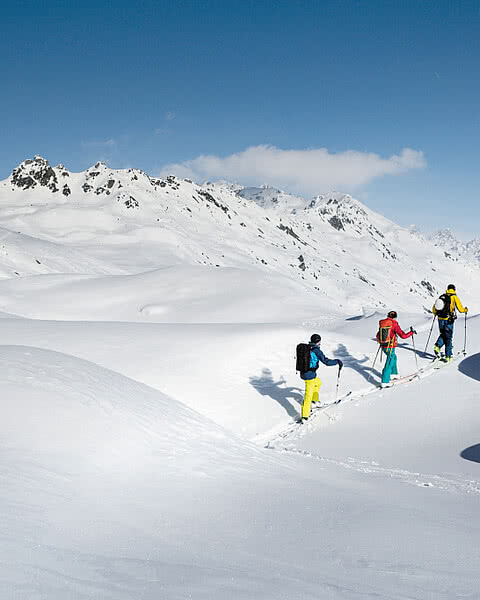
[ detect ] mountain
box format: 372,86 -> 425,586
1,157 -> 480,600
236,185 -> 308,211
1,156 -> 479,318
428,228 -> 480,265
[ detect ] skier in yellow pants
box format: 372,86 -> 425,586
300,334 -> 343,421
303,377 -> 322,420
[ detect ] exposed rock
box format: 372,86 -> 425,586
125,196 -> 139,209
329,216 -> 344,231
10,156 -> 59,192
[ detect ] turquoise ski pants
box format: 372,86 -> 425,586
381,347 -> 398,383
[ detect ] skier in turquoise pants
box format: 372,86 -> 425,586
382,346 -> 398,384
376,311 -> 415,388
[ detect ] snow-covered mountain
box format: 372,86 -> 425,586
0,156 -> 478,319
428,228 -> 480,265
236,184 -> 308,211
2,156 -> 480,599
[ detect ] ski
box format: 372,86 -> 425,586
433,351 -> 464,369
311,390 -> 353,412
377,374 -> 418,389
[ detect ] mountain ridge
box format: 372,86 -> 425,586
0,156 -> 478,315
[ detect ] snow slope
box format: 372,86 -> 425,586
1,324 -> 479,599
429,228 -> 480,265
0,155 -> 479,599
0,265 -> 337,323
1,156 -> 479,314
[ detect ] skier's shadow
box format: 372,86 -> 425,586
397,342 -> 435,360
249,368 -> 302,418
460,444 -> 480,463
333,343 -> 381,384
458,353 -> 480,382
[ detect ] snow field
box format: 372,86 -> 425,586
0,265 -> 337,323
1,338 -> 479,599
0,157 -> 479,598
0,305 -> 479,598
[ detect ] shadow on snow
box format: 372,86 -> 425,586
460,444 -> 480,464
249,368 -> 302,419
396,341 -> 435,360
333,343 -> 381,384
458,352 -> 480,382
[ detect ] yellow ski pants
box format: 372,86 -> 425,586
302,377 -> 322,419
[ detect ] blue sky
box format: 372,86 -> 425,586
1,0 -> 479,238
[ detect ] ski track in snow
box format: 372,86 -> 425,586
267,445 -> 480,497
263,352 -> 480,497
260,357 -> 442,445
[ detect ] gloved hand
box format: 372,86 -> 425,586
465,307 -> 469,313
337,360 -> 343,369
410,327 -> 417,335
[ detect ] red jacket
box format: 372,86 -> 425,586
377,318 -> 413,348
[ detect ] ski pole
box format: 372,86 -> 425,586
372,345 -> 381,370
335,364 -> 342,403
423,315 -> 436,356
369,345 -> 381,383
410,327 -> 419,371
463,312 -> 467,355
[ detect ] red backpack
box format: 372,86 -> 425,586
377,318 -> 396,346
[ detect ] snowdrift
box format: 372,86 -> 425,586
0,345 -> 293,598
0,265 -> 336,322
2,342 -> 479,599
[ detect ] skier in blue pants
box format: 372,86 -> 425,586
432,285 -> 468,361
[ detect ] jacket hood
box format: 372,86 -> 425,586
446,288 -> 456,294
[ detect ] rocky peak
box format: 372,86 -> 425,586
430,228 -> 460,247
429,229 -> 480,264
10,156 -> 59,192
312,193 -> 371,232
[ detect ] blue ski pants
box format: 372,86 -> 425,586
436,320 -> 454,358
381,347 -> 398,384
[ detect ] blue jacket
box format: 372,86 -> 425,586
301,344 -> 340,380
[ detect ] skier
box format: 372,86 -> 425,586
432,284 -> 468,361
299,334 -> 343,421
377,311 -> 415,388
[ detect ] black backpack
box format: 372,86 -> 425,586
296,343 -> 310,373
296,343 -> 320,373
435,293 -> 452,319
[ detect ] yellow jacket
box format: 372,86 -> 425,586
432,288 -> 467,320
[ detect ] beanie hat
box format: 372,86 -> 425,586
310,333 -> 321,344
387,310 -> 397,319
447,284 -> 456,291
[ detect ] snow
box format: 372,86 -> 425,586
429,228 -> 480,265
0,266 -> 336,323
0,156 -> 479,598
2,156 -> 480,313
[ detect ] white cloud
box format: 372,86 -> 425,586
159,145 -> 426,195
165,111 -> 176,121
81,139 -> 117,148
